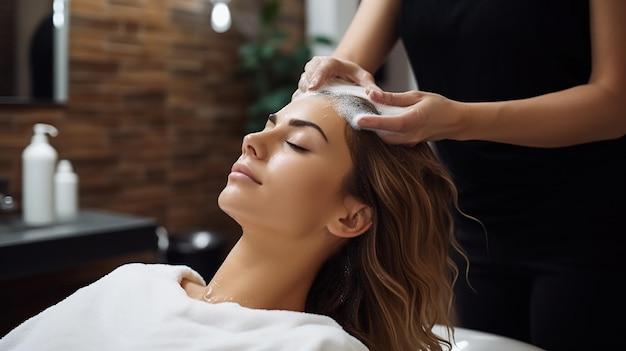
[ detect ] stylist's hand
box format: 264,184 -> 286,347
360,90 -> 465,145
295,56 -> 381,96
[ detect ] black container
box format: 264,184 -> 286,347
158,228 -> 227,281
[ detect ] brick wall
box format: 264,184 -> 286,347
0,0 -> 305,246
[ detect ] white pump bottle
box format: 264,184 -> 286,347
54,159 -> 79,221
22,123 -> 58,226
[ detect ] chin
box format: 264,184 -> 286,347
217,188 -> 231,213
217,187 -> 245,224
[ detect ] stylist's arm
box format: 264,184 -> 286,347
298,0 -> 626,147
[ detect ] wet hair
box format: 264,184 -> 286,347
304,90 -> 464,351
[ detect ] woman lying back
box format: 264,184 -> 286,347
0,80 -> 464,351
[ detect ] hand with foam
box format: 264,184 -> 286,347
295,57 -> 466,146
292,78 -> 410,138
295,56 -> 381,98
357,89 -> 465,146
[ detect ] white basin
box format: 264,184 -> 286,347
433,325 -> 547,351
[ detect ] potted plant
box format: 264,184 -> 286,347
236,0 -> 332,132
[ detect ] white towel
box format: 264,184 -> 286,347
0,263 -> 368,351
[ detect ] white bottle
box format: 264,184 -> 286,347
54,159 -> 79,221
22,123 -> 58,226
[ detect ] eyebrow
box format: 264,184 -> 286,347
268,113 -> 329,142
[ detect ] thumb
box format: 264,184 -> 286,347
356,114 -> 406,134
368,90 -> 422,107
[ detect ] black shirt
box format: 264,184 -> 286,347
399,0 -> 625,239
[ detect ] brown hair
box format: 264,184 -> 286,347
305,92 -> 464,351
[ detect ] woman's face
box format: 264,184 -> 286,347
218,95 -> 354,237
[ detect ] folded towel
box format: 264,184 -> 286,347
0,263 -> 367,351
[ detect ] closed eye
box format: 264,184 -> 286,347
286,141 -> 308,152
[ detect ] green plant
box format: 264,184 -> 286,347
236,1 -> 333,132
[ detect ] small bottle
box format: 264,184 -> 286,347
22,123 -> 58,226
54,159 -> 79,221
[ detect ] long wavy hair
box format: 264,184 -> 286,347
304,92 -> 465,351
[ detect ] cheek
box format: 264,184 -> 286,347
275,156 -> 345,200
218,153 -> 352,233
281,174 -> 340,210
224,172 -> 342,228
269,176 -> 342,233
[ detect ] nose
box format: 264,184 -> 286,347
241,132 -> 264,158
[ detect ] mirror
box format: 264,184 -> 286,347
0,0 -> 69,104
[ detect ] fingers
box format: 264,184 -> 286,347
298,56 -> 381,92
356,115 -> 415,146
303,57 -> 326,90
357,109 -> 425,146
296,72 -> 310,96
299,56 -> 337,91
353,70 -> 380,92
367,90 -> 423,107
357,114 -> 408,134
296,57 -> 321,92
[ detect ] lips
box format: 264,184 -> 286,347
230,162 -> 262,184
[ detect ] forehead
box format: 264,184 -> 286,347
278,95 -> 347,135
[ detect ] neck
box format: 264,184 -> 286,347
203,234 -> 328,311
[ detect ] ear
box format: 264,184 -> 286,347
327,196 -> 373,239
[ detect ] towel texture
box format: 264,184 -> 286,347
0,263 -> 368,351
